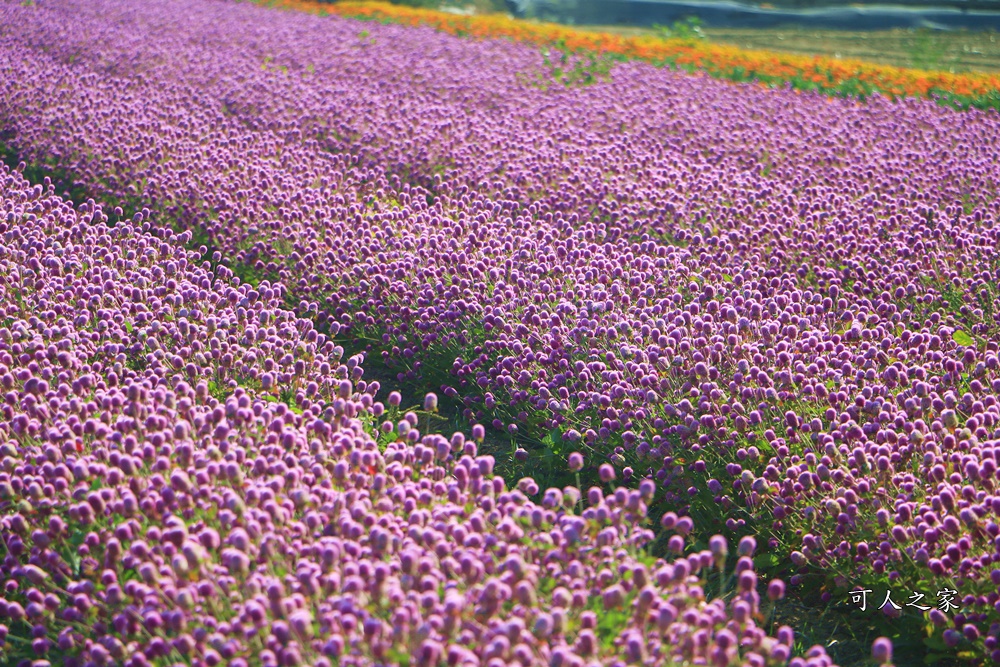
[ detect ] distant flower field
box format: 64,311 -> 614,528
279,0 -> 1000,109
0,0 -> 999,664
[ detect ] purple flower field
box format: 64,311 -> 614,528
1,0 -> 1000,663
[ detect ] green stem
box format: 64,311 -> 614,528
720,559 -> 730,600
575,471 -> 582,512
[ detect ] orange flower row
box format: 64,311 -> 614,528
269,0 -> 1000,100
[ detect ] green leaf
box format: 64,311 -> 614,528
952,330 -> 974,347
385,647 -> 410,666
754,551 -> 781,571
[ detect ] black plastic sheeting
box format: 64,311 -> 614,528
508,0 -> 1000,30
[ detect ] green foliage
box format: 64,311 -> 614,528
652,16 -> 706,42
0,139 -> 89,204
520,41 -> 624,90
952,329 -> 974,347
907,28 -> 952,72
384,0 -> 441,8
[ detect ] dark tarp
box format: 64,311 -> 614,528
509,0 -> 1000,30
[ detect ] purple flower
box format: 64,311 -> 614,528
872,637 -> 893,664
767,579 -> 786,601
3,4 -> 992,663
709,534 -> 728,563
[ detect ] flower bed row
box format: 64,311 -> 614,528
0,162 -> 848,667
